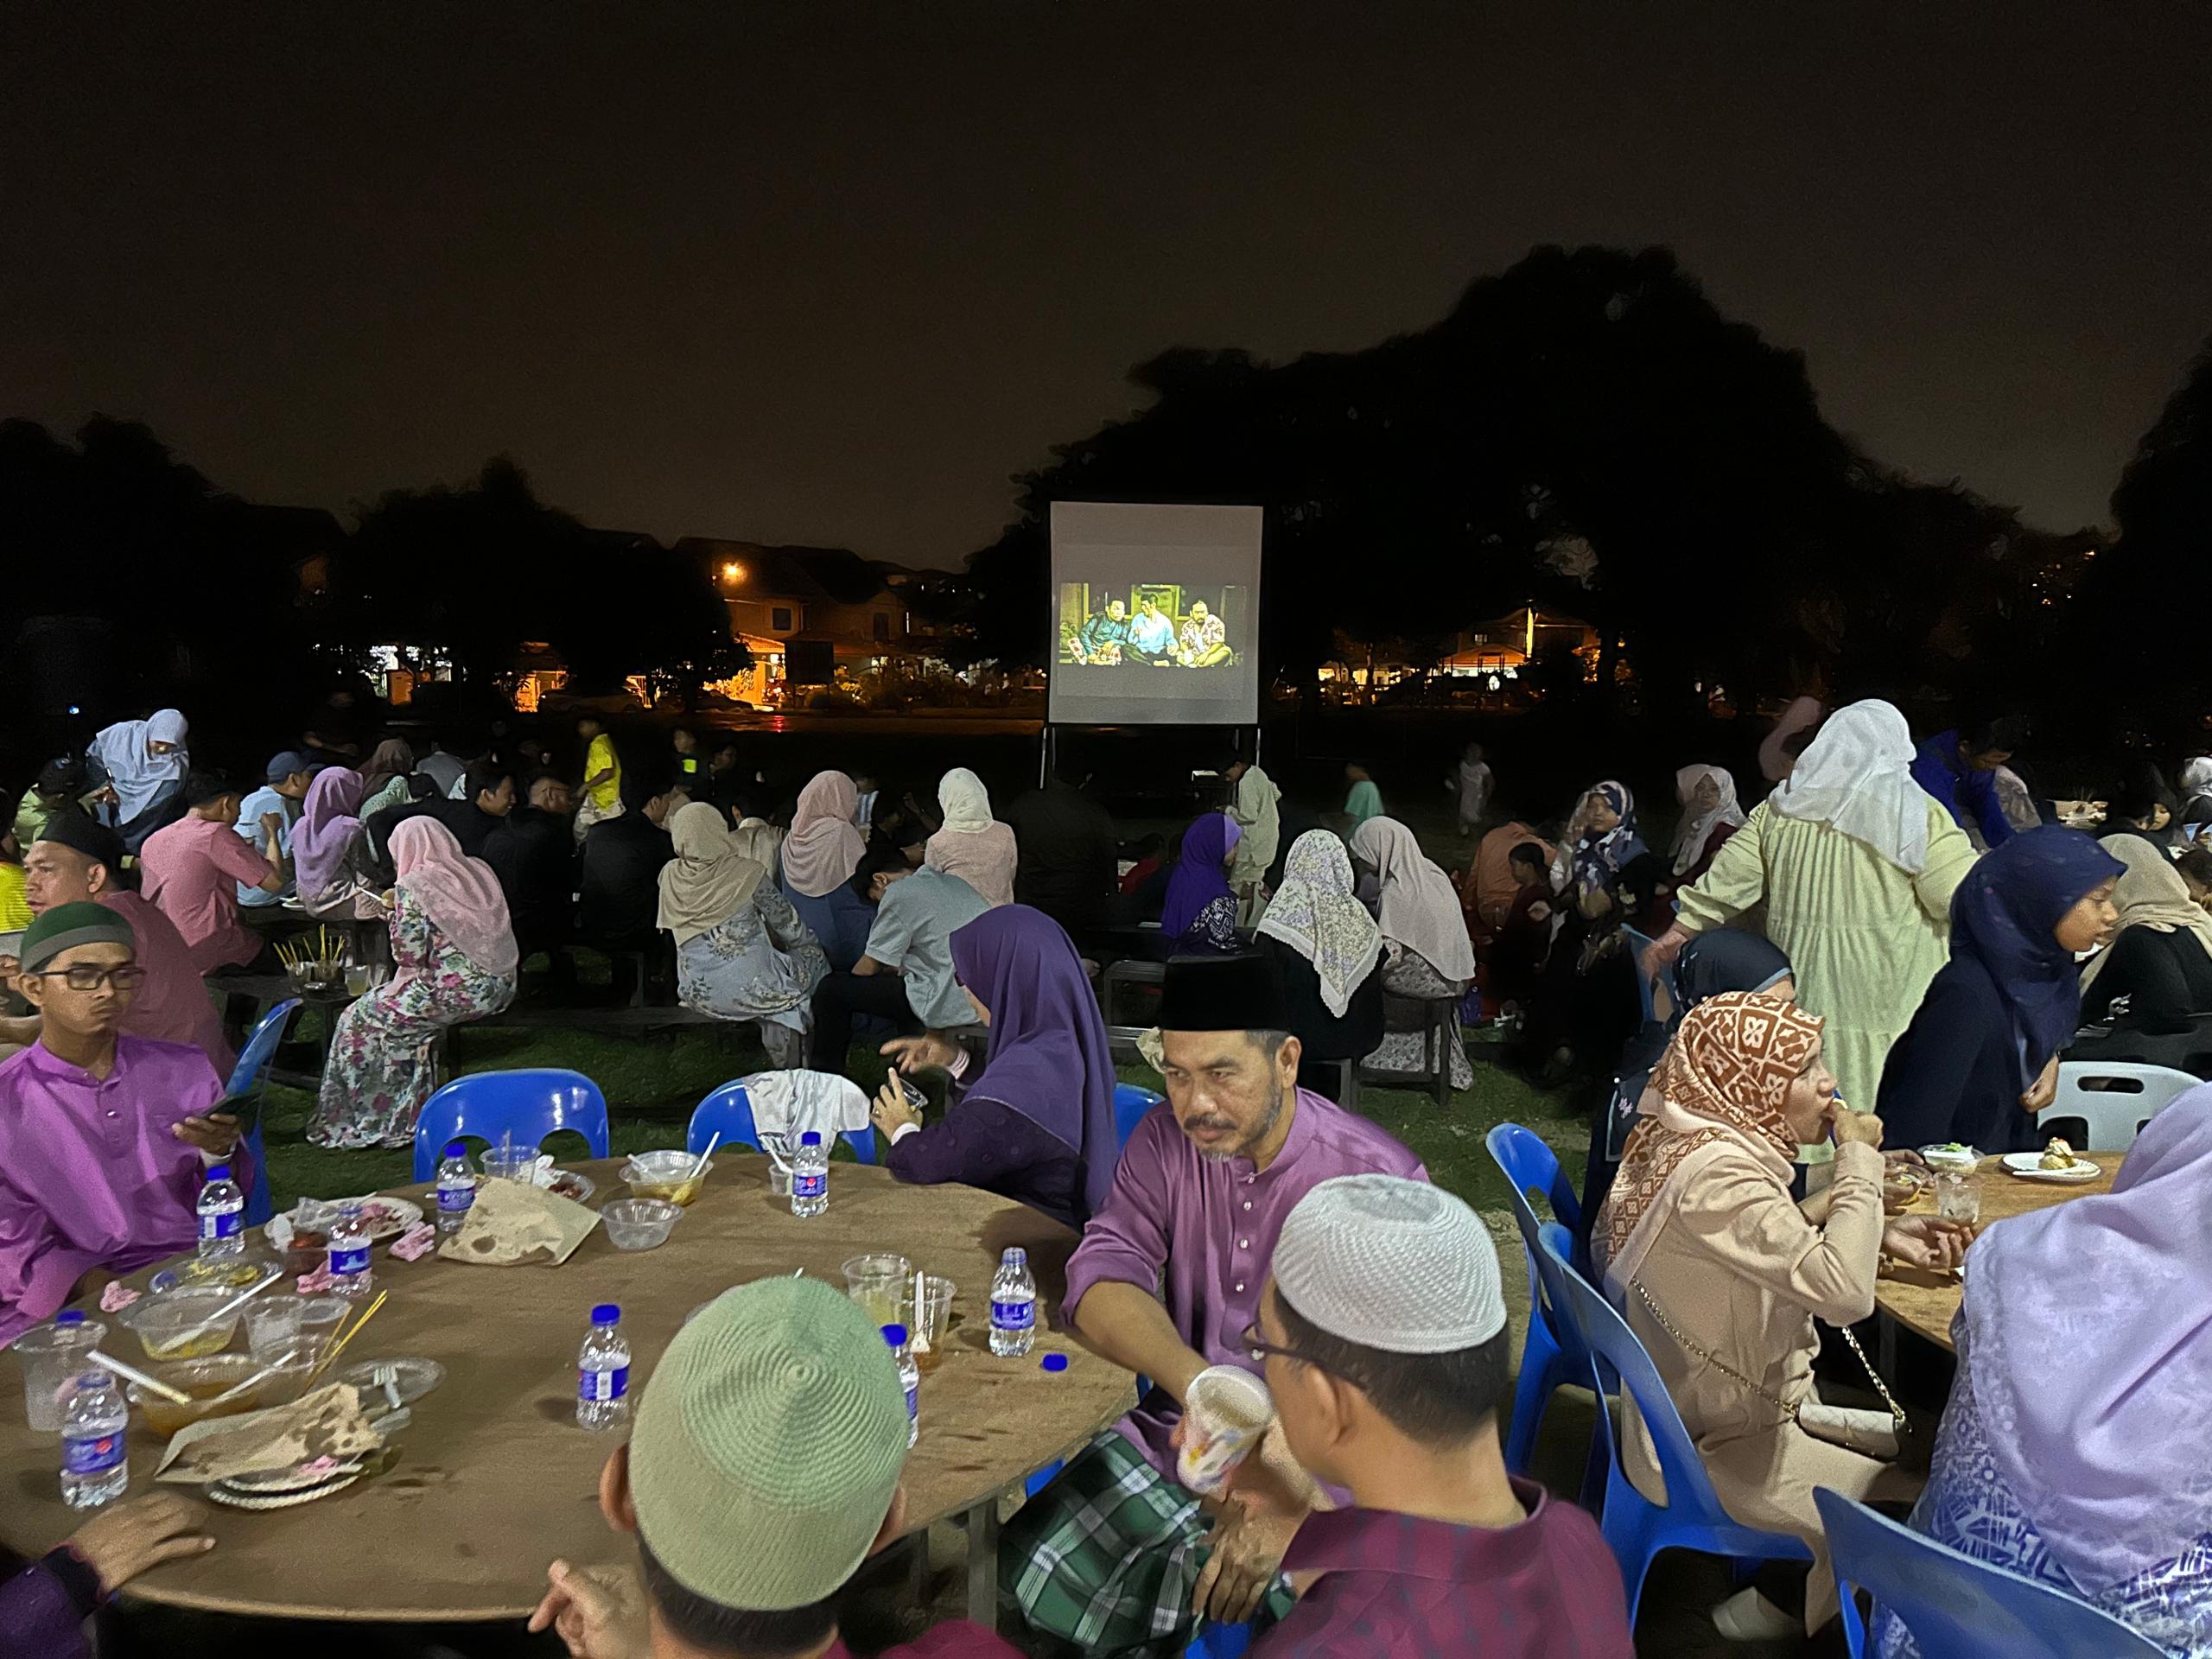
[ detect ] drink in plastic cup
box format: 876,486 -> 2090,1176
842,1255 -> 912,1332
1176,1365 -> 1274,1494
909,1275 -> 955,1374
244,1296 -> 308,1363
13,1316 -> 107,1434
345,963 -> 372,996
1934,1169 -> 1980,1226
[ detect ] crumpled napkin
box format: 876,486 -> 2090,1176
99,1281 -> 142,1313
388,1222 -> 436,1262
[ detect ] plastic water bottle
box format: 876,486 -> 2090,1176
328,1202 -> 374,1299
989,1247 -> 1037,1357
59,1370 -> 129,1510
883,1324 -> 919,1446
576,1304 -> 631,1431
195,1164 -> 245,1260
790,1131 -> 829,1218
435,1140 -> 476,1236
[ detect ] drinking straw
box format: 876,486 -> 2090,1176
200,1348 -> 306,1410
676,1133 -> 721,1204
166,1263 -> 283,1351
85,1348 -> 192,1405
304,1290 -> 389,1386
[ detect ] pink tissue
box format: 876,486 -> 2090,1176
389,1222 -> 436,1262
296,1267 -> 336,1294
99,1282 -> 142,1313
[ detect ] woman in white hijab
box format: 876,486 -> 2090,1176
661,801 -> 829,1068
85,709 -> 189,853
923,766 -> 1017,908
1670,764 -> 1746,882
1350,816 -> 1479,1093
1647,700 -> 1979,1142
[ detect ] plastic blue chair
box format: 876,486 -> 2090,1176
1538,1222 -> 1810,1627
1814,1487 -> 2164,1658
411,1069 -> 611,1181
1114,1083 -> 1166,1150
686,1080 -> 879,1165
1619,927 -> 1659,1023
1185,1619 -> 1253,1658
225,997 -> 301,1227
1484,1124 -> 1593,1477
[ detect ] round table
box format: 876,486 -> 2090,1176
1873,1153 -> 2123,1352
0,1156 -> 1134,1624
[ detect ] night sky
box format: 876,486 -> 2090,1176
6,3 -> 2208,567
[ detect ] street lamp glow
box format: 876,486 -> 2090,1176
721,562 -> 744,581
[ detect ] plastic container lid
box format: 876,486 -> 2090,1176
799,1131 -> 823,1146
1041,1353 -> 1069,1373
881,1324 -> 908,1346
207,1164 -> 231,1181
592,1303 -> 620,1325
55,1311 -> 84,1326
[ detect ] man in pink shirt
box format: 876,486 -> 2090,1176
138,770 -> 286,974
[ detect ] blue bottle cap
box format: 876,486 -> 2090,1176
592,1303 -> 620,1325
1041,1353 -> 1069,1373
881,1324 -> 908,1347
207,1164 -> 231,1181
800,1131 -> 823,1146
55,1310 -> 84,1326
444,1139 -> 467,1156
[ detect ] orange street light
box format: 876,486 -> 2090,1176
721,562 -> 744,582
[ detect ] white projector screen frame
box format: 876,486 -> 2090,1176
1047,501 -> 1264,726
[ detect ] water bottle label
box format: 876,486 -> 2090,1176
437,1184 -> 474,1215
63,1431 -> 125,1476
792,1172 -> 827,1199
331,1245 -> 371,1276
906,1383 -> 918,1424
579,1365 -> 629,1403
990,1298 -> 1035,1332
200,1208 -> 241,1242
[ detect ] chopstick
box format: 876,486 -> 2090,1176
86,1348 -> 193,1405
303,1290 -> 388,1386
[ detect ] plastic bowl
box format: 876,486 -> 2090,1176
118,1287 -> 245,1361
601,1198 -> 683,1250
622,1153 -> 713,1206
127,1354 -> 268,1436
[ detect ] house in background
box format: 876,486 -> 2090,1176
677,537 -> 932,696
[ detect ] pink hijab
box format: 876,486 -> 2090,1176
780,772 -> 868,899
391,817 -> 518,978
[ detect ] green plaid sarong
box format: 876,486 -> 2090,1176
1001,1430 -> 1293,1658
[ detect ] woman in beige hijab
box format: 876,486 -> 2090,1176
658,801 -> 830,1067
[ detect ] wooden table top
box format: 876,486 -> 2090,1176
1874,1152 -> 2124,1351
0,1156 -> 1134,1622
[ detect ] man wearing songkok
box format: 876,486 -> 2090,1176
528,1275 -> 1020,1659
1002,954 -> 1428,1656
0,904 -> 244,1344
1239,1175 -> 1632,1656
5,814 -> 233,1074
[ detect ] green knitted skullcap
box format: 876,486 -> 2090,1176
630,1275 -> 907,1611
21,901 -> 136,972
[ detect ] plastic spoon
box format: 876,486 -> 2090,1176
675,1132 -> 721,1205
86,1348 -> 192,1405
163,1263 -> 283,1351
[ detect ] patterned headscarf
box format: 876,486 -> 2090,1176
1256,830 -> 1382,1017
1597,991 -> 1823,1286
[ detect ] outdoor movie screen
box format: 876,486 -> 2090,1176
1046,502 -> 1262,726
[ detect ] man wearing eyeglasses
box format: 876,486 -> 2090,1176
0,902 -> 244,1344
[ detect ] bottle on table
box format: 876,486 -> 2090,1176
195,1164 -> 245,1261
791,1131 -> 829,1219
883,1324 -> 919,1446
989,1247 -> 1036,1358
435,1139 -> 476,1236
576,1303 -> 631,1432
59,1370 -> 129,1510
328,1202 -> 374,1299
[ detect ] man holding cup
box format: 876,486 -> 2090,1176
1001,956 -> 1427,1656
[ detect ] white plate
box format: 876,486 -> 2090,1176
265,1195 -> 425,1251
2000,1152 -> 2102,1183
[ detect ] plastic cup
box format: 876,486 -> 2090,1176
482,1146 -> 540,1185
344,964 -> 372,996
294,1294 -> 350,1366
842,1255 -> 912,1332
13,1317 -> 107,1434
1176,1365 -> 1274,1495
244,1296 -> 308,1363
1934,1169 -> 1980,1225
909,1275 -> 955,1374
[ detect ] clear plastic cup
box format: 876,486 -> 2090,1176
1934,1169 -> 1981,1225
481,1146 -> 540,1185
13,1316 -> 107,1433
243,1296 -> 308,1363
295,1295 -> 351,1366
1176,1366 -> 1274,1494
842,1255 -> 912,1332
909,1275 -> 955,1374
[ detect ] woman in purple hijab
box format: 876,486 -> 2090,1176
1875,1093 -> 2212,1657
292,766 -> 365,911
1159,812 -> 1243,955
871,904 -> 1119,1228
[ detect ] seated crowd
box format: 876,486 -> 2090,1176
5,697 -> 2212,1659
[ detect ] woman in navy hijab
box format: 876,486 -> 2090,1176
1878,827 -> 2122,1154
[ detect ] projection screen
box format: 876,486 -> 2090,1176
1047,501 -> 1263,726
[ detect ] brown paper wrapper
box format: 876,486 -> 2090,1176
155,1382 -> 382,1484
437,1177 -> 601,1268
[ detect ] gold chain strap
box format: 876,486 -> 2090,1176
1632,1280 -> 1908,1437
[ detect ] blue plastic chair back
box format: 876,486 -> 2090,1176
1485,1125 -> 1594,1478
1814,1488 -> 2164,1659
686,1080 -> 878,1165
225,997 -> 301,1226
1619,927 -> 1658,1023
412,1068 -> 612,1181
1114,1083 -> 1166,1151
1185,1619 -> 1253,1658
1538,1221 -> 1809,1624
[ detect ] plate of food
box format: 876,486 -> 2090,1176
2001,1140 -> 2102,1183
266,1196 -> 425,1251
1918,1143 -> 1983,1173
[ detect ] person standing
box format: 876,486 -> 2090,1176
1449,741 -> 1495,839
139,771 -> 287,973
574,716 -> 623,844
1224,754 -> 1281,924
232,751 -> 318,909
84,709 -> 190,853
1004,770 -> 1120,938
1341,763 -> 1384,832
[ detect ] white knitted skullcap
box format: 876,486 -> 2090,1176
1274,1175 -> 1504,1353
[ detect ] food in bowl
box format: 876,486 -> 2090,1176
119,1287 -> 245,1360
1919,1143 -> 1981,1173
1880,1165 -> 1929,1214
128,1354 -> 267,1436
622,1152 -> 714,1206
2039,1137 -> 2080,1171
601,1198 -> 683,1250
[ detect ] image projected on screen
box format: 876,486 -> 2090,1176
1058,583 -> 1246,671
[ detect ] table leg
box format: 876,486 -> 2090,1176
965,1499 -> 1001,1626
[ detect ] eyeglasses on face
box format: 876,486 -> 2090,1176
32,964 -> 148,992
1239,1321 -> 1353,1382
